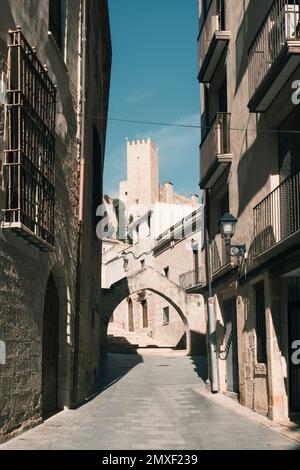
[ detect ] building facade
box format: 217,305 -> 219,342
103,207 -> 204,351
0,0 -> 111,441
102,137 -> 204,351
119,138 -> 198,222
198,0 -> 300,420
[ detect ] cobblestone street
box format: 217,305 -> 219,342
1,353 -> 299,451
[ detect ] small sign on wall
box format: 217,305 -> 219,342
0,340 -> 6,365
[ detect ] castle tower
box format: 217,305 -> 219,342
119,138 -> 159,214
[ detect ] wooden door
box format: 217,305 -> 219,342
42,273 -> 59,418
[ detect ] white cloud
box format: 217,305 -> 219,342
124,89 -> 153,104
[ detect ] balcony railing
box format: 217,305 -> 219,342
1,29 -> 56,250
211,234 -> 230,274
253,170 -> 300,256
155,208 -> 202,248
179,268 -> 202,290
198,0 -> 229,82
249,0 -> 300,104
200,112 -> 231,188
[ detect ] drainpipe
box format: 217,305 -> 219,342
204,189 -> 219,393
73,0 -> 87,406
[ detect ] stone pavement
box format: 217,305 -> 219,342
1,353 -> 299,450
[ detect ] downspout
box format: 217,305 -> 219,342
72,0 -> 87,406
204,189 -> 219,393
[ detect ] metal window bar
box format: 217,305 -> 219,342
2,28 -> 56,247
211,234 -> 230,274
248,0 -> 300,99
199,0 -> 226,71
253,170 -> 300,256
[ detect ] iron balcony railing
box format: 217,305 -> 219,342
200,112 -> 231,181
2,28 -> 56,248
179,268 -> 202,290
155,208 -> 202,247
211,234 -> 230,274
248,0 -> 300,100
198,0 -> 226,74
253,171 -> 300,256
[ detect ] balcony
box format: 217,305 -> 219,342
179,268 -> 203,291
200,112 -> 232,189
248,0 -> 300,113
154,208 -> 202,255
211,234 -> 232,275
198,0 -> 230,83
253,170 -> 300,259
1,29 -> 56,251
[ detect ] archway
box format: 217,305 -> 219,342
107,290 -> 188,354
101,267 -> 207,356
42,272 -> 60,418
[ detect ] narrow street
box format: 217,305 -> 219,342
1,352 -> 298,451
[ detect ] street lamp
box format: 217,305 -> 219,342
219,212 -> 246,259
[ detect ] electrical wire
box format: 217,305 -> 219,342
79,113 -> 300,135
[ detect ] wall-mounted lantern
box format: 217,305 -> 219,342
218,212 -> 246,259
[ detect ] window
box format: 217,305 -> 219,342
193,249 -> 200,285
49,0 -> 63,51
3,30 -> 56,248
255,283 -> 267,363
217,0 -> 226,30
164,267 -> 169,278
140,259 -> 145,268
163,307 -> 169,326
142,300 -> 148,328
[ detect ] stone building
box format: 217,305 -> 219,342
119,138 -> 197,221
103,137 -> 204,351
102,206 -> 206,354
198,0 -> 300,420
0,0 -> 111,441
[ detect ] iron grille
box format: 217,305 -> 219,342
2,28 -> 56,249
248,0 -> 300,100
253,170 -> 300,256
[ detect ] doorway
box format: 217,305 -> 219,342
223,298 -> 239,393
288,302 -> 300,412
42,273 -> 60,418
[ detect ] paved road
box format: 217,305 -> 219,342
1,353 -> 299,450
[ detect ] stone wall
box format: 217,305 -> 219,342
0,0 -> 111,441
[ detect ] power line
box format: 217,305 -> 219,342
80,113 -> 300,135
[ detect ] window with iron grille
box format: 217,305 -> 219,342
163,306 -> 170,326
49,0 -> 62,51
2,28 -> 56,249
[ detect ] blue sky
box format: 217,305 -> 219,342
104,0 -> 200,199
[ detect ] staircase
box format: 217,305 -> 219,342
107,324 -> 157,354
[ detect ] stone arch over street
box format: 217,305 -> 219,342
101,266 -> 207,355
